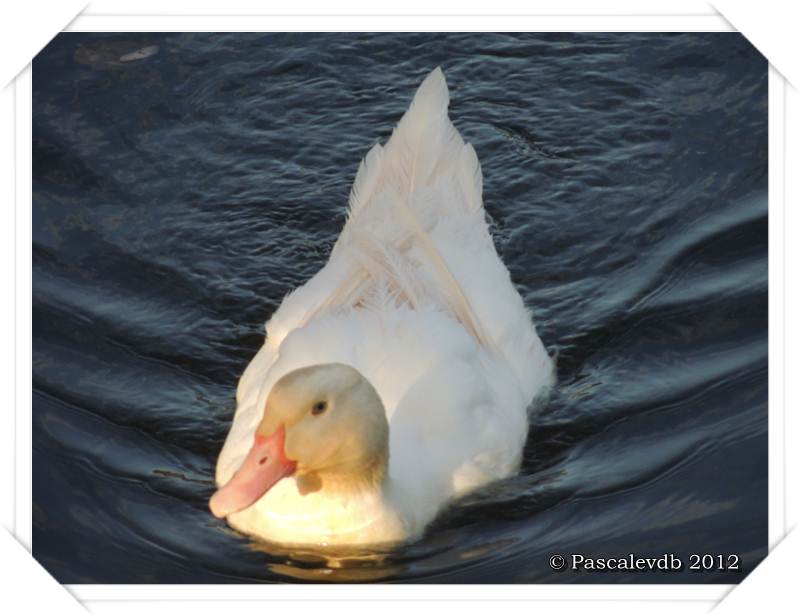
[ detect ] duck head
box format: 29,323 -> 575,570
209,363 -> 389,518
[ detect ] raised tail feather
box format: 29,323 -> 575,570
341,66 -> 483,228
269,68 -> 497,352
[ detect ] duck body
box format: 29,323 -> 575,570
213,68 -> 554,546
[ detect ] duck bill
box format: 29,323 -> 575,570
209,425 -> 296,519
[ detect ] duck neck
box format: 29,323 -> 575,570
296,449 -> 388,498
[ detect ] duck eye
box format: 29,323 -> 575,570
311,401 -> 327,416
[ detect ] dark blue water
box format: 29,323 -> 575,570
32,33 -> 767,583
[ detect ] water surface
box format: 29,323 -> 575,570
32,32 -> 767,583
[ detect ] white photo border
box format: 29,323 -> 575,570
10,7 -> 786,611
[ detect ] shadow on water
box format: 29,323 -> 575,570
32,32 -> 767,583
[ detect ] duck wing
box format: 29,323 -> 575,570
264,67 -> 552,402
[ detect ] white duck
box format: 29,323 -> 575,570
210,67 -> 554,546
